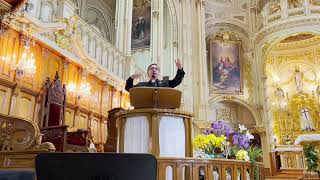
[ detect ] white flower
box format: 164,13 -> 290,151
245,131 -> 254,140
244,155 -> 250,161
239,124 -> 247,132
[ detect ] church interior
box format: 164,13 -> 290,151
0,0 -> 320,179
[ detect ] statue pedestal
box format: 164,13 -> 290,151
116,108 -> 193,157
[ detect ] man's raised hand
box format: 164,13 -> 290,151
175,59 -> 182,70
130,73 -> 142,79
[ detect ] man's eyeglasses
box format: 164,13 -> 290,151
149,67 -> 159,71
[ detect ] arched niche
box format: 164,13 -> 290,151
208,96 -> 260,129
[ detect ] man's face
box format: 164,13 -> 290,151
148,65 -> 159,80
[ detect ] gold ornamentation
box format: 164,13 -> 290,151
269,0 -> 281,14
288,0 -> 302,9
244,60 -> 253,103
133,0 -> 151,9
132,48 -> 150,54
273,93 -> 320,144
53,15 -> 79,50
216,107 -> 232,122
310,0 -> 320,6
152,10 -> 159,17
206,32 -> 241,44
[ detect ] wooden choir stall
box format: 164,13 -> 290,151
115,87 -> 193,157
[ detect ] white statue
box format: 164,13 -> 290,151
274,86 -> 285,108
294,67 -> 303,93
300,108 -> 315,131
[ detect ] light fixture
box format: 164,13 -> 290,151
272,74 -> 280,84
78,81 -> 91,98
7,35 -> 37,79
66,79 -> 91,100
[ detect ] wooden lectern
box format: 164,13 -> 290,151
116,87 -> 193,158
129,87 -> 181,109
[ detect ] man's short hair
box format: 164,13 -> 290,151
147,64 -> 159,71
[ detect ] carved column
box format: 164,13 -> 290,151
115,0 -> 133,55
151,0 -> 164,74
195,0 -> 208,121
262,75 -> 275,150
177,0 -> 190,112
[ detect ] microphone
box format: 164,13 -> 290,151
151,79 -> 156,87
152,75 -> 155,79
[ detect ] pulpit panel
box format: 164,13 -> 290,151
117,109 -> 193,157
159,116 -> 185,157
123,116 -> 149,153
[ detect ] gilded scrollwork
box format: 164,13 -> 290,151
216,107 -> 232,122
133,0 -> 151,9
269,0 -> 281,14
206,32 -> 241,44
244,60 -> 253,103
310,0 -> 320,6
53,15 -> 79,50
0,114 -> 55,152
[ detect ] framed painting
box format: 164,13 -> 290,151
131,1 -> 151,50
209,32 -> 242,94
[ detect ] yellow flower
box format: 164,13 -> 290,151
193,134 -> 228,152
193,134 -> 207,150
236,149 -> 250,161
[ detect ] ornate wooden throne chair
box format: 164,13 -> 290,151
39,72 -> 68,152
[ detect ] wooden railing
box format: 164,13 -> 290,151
157,157 -> 265,180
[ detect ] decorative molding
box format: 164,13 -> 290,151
206,31 -> 241,43
152,10 -> 159,17
133,0 -> 151,9
208,95 -> 263,125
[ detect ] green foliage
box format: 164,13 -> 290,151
248,146 -> 263,180
248,146 -> 263,163
303,144 -> 319,172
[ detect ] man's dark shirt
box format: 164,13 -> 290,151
125,69 -> 185,92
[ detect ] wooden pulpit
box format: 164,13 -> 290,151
116,87 -> 193,158
129,87 -> 181,109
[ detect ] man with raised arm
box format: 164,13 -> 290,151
125,59 -> 185,92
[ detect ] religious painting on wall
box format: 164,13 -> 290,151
131,0 -> 151,50
208,32 -> 242,94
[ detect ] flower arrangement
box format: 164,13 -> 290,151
193,121 -> 259,162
